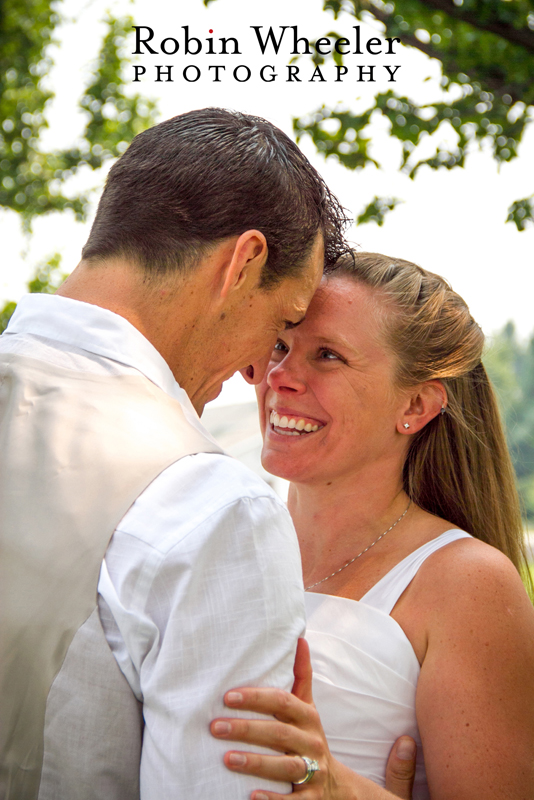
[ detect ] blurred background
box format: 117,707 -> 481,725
1,0 -> 533,543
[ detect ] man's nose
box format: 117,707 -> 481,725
239,353 -> 271,385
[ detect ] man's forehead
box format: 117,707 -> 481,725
296,232 -> 325,296
283,317 -> 305,330
309,231 -> 325,271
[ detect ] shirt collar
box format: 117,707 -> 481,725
5,293 -> 214,439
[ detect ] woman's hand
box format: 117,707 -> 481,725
210,638 -> 416,799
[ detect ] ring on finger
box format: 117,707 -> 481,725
293,756 -> 321,785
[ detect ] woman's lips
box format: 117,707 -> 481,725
269,409 -> 325,436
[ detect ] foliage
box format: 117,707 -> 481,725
485,322 -> 534,523
0,301 -> 17,334
0,1 -> 157,228
356,195 -> 402,225
506,194 -> 534,231
26,251 -> 66,294
0,253 -> 66,333
286,0 -> 534,228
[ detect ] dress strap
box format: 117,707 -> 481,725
360,529 -> 472,615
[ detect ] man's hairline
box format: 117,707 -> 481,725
81,224 -> 325,292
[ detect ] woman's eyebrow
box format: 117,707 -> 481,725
314,333 -> 355,351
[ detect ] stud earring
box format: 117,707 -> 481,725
403,423 -> 410,429
440,405 -> 446,415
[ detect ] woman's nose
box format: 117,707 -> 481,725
267,359 -> 307,395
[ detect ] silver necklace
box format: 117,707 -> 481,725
305,500 -> 412,591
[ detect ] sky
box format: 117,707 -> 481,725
2,0 -> 533,407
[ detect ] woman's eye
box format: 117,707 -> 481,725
272,340 -> 288,356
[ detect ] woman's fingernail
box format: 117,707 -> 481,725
396,738 -> 417,760
226,691 -> 243,705
212,721 -> 231,735
228,753 -> 247,766
255,794 -> 269,800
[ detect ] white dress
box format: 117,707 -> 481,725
305,529 -> 472,800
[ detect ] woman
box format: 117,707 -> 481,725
210,252 -> 534,800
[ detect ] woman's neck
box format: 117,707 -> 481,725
288,465 -> 409,588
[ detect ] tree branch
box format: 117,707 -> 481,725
368,3 -> 524,101
417,0 -> 534,54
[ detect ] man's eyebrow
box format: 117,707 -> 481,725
284,317 -> 305,330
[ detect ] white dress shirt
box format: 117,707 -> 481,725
1,294 -> 306,798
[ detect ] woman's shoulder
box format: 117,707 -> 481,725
394,527 -> 534,667
402,507 -> 525,598
410,530 -> 533,630
416,530 -> 522,586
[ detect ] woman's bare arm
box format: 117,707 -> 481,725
408,540 -> 534,800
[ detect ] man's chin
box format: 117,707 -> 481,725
206,383 -> 223,404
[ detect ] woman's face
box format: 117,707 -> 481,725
257,276 -> 410,486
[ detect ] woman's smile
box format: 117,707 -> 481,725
268,408 -> 326,437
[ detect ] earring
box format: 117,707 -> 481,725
440,405 -> 446,415
403,423 -> 410,429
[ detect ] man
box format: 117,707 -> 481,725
0,108 -> 414,800
0,107 -> 344,800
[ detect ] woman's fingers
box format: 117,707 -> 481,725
250,788 -> 317,800
213,644 -> 329,797
223,750 -> 314,783
222,751 -> 324,798
222,685 -> 316,725
384,736 -> 417,799
291,638 -> 314,704
211,717 -> 321,755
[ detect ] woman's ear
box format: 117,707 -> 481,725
397,380 -> 447,435
220,230 -> 268,299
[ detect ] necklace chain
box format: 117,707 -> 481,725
305,500 -> 412,591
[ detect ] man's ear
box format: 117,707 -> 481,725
220,230 -> 268,299
397,380 -> 447,435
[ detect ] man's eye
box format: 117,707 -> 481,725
318,349 -> 339,360
273,341 -> 288,353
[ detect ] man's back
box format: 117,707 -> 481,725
0,294 -> 306,798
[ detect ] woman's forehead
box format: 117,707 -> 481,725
295,276 -> 392,359
303,276 -> 384,330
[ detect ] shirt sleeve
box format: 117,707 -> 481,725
98,453 -> 306,799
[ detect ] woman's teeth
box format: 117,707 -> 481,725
269,410 -> 320,434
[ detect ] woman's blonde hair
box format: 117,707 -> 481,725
333,251 -> 531,590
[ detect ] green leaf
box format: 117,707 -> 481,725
294,107 -> 379,170
485,323 -> 534,522
27,253 -> 67,294
0,253 -> 66,333
356,196 -> 403,226
0,9 -> 158,227
506,196 -> 534,232
288,0 -> 533,229
0,302 -> 17,335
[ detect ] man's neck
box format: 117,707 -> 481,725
56,258 -> 210,405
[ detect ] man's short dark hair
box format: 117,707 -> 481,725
81,108 -> 350,287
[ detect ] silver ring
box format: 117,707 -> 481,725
293,755 -> 320,785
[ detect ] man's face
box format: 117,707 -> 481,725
197,234 -> 325,411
